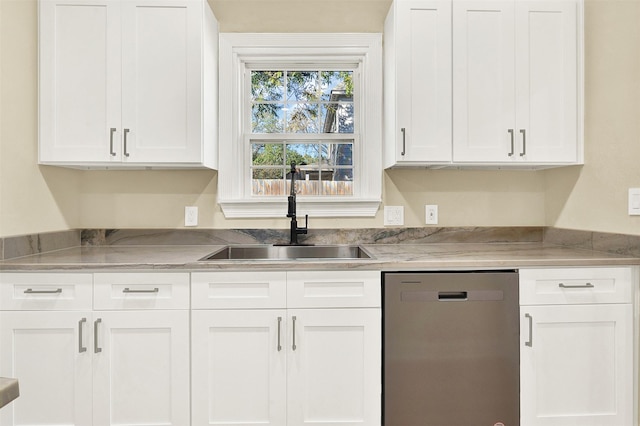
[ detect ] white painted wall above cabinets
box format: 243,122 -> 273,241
38,0 -> 219,170
384,0 -> 584,169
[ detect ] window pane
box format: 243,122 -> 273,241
287,71 -> 319,102
286,143 -> 320,166
251,71 -> 284,101
252,143 -> 284,166
252,168 -> 285,196
286,104 -> 319,133
319,104 -> 354,134
321,143 -> 353,166
320,71 -> 353,101
252,104 -> 284,133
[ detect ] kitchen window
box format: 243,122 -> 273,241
218,34 -> 382,218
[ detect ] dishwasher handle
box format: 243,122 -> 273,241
438,291 -> 467,301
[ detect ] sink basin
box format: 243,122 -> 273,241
199,245 -> 373,261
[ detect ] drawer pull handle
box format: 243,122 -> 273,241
277,316 -> 282,352
94,318 -> 102,353
78,318 -> 87,353
525,313 -> 533,347
292,316 -> 297,351
123,287 -> 159,293
24,288 -> 62,294
400,128 -> 406,156
559,283 -> 594,289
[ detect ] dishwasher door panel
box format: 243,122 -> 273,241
383,271 -> 519,426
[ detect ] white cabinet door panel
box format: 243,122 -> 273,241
0,311 -> 93,426
92,310 -> 190,426
287,309 -> 381,426
121,0 -> 202,163
191,310 -> 287,426
520,304 -> 633,426
395,0 -> 452,163
39,1 -> 121,163
515,1 -> 578,162
453,1 -> 516,162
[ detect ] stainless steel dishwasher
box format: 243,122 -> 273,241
383,271 -> 519,426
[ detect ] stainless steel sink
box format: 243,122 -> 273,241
199,245 -> 373,261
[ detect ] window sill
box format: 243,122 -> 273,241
219,198 -> 381,218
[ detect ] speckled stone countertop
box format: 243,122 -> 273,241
0,243 -> 638,271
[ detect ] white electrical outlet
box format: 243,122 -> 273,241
185,206 -> 198,227
425,205 -> 438,225
630,188 -> 640,216
384,206 -> 404,226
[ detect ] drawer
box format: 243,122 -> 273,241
287,270 -> 381,308
94,272 -> 189,310
519,267 -> 634,305
191,271 -> 287,309
0,273 -> 92,310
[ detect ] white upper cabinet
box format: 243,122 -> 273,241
38,0 -> 218,169
384,0 -> 452,166
453,0 -> 580,165
385,0 -> 582,168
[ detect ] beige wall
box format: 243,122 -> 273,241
0,0 -> 638,237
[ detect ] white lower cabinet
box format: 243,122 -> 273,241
0,311 -> 93,425
191,271 -> 382,426
519,267 -> 635,426
0,272 -> 190,426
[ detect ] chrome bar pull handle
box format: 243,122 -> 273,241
525,313 -> 533,347
400,128 -> 406,156
559,283 -> 594,289
292,316 -> 297,351
78,318 -> 87,353
508,129 -> 515,156
124,128 -> 130,157
94,318 -> 102,353
519,129 -> 526,157
24,288 -> 62,294
109,128 -> 117,156
123,287 -> 159,294
277,316 -> 282,352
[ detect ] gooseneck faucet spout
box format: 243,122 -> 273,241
287,163 -> 308,245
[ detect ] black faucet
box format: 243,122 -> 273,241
287,163 -> 308,245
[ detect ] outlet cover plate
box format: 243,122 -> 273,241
185,206 -> 198,227
630,188 -> 640,216
384,206 -> 404,226
425,205 -> 438,225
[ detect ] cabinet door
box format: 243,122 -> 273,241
394,0 -> 452,163
520,305 -> 633,426
39,0 -> 122,163
121,0 -> 203,164
0,311 -> 92,426
92,310 -> 190,426
515,1 -> 578,163
191,310 -> 287,426
453,1 -> 516,162
287,309 -> 381,426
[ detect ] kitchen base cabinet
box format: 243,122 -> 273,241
520,304 -> 633,426
0,311 -> 93,426
287,309 -> 381,426
191,310 -> 287,426
92,311 -> 190,426
519,267 -> 635,426
0,272 -> 190,426
191,271 -> 382,426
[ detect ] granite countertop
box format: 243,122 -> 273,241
0,243 -> 639,271
0,377 -> 19,410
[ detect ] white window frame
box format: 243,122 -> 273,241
218,33 -> 382,218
